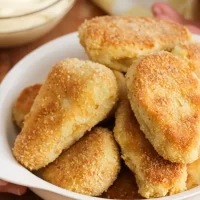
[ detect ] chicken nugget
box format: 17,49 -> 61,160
13,84 -> 41,129
187,158 -> 200,189
127,51 -> 200,164
13,59 -> 118,170
38,127 -> 120,196
114,100 -> 187,198
112,70 -> 126,100
101,70 -> 126,123
79,16 -> 191,72
172,43 -> 200,77
101,163 -> 141,199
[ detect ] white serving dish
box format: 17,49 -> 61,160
0,32 -> 200,200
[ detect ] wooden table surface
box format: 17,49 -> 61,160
0,0 -> 105,199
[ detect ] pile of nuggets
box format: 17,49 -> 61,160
12,16 -> 200,199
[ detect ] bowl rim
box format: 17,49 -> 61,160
0,0 -> 74,19
1,32 -> 200,200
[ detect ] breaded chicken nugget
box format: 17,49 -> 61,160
13,59 -> 118,170
79,16 -> 191,72
172,43 -> 200,77
103,70 -> 126,121
13,84 -> 41,129
114,100 -> 187,198
112,70 -> 126,100
101,163 -> 141,199
38,127 -> 120,196
127,51 -> 200,164
187,158 -> 200,189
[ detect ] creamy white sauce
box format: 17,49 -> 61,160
0,0 -> 72,33
0,0 -> 74,47
0,0 -> 57,17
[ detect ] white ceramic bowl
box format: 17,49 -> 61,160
0,32 -> 200,200
0,0 -> 76,47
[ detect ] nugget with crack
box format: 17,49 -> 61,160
79,16 -> 191,72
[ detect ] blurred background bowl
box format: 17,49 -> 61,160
0,0 -> 76,48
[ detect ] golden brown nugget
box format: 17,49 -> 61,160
13,59 -> 118,170
104,70 -> 126,120
114,100 -> 187,198
101,164 -> 141,199
79,16 -> 191,72
112,70 -> 126,100
187,158 -> 200,189
38,127 -> 120,196
127,51 -> 200,164
13,84 -> 41,129
172,43 -> 200,77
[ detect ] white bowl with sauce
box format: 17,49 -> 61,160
0,0 -> 76,47
0,32 -> 200,200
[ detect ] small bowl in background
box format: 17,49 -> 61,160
0,0 -> 76,48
